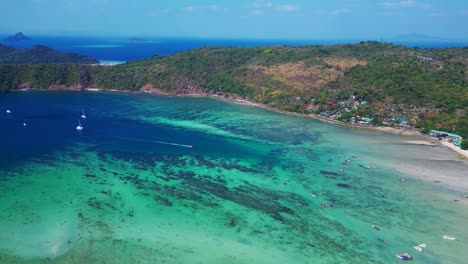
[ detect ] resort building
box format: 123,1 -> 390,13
429,130 -> 463,148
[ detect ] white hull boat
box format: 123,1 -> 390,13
76,120 -> 84,131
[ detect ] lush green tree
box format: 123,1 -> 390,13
0,42 -> 466,134
461,139 -> 468,150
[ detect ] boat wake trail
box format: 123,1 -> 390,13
114,136 -> 193,148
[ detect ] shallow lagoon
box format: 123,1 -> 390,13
0,91 -> 467,263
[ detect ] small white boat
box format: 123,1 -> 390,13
23,121 -> 27,127
413,245 -> 423,252
81,109 -> 87,119
76,120 -> 84,131
6,109 -> 11,114
418,244 -> 426,248
443,235 -> 456,240
311,194 -> 316,198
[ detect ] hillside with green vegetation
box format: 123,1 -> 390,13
0,42 -> 466,137
0,44 -> 98,64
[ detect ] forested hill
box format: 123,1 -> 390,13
0,44 -> 98,64
0,42 -> 467,137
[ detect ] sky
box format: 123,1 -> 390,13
0,0 -> 467,40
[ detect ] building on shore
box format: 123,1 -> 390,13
429,130 -> 463,148
429,130 -> 462,140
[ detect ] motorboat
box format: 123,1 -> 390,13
395,252 -> 413,261
76,120 -> 84,131
413,245 -> 423,252
443,235 -> 456,240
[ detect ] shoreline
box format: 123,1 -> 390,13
14,87 -> 468,159
178,92 -> 468,160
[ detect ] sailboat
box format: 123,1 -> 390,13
81,109 -> 87,119
76,120 -> 84,131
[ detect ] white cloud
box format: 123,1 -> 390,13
379,0 -> 415,8
378,11 -> 404,17
429,12 -> 444,17
183,6 -> 194,12
147,8 -> 170,17
455,9 -> 468,16
430,9 -> 468,17
183,5 -> 222,13
253,0 -> 273,9
253,9 -> 265,15
276,5 -> 298,12
31,0 -> 50,4
252,1 -> 298,14
329,8 -> 351,16
378,0 -> 431,9
205,5 -> 218,11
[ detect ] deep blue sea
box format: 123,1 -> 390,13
1,35 -> 466,63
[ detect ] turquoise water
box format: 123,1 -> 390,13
0,91 -> 467,263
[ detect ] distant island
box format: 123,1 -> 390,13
0,44 -> 98,64
4,32 -> 31,42
0,42 -> 466,143
389,33 -> 451,43
128,38 -> 149,42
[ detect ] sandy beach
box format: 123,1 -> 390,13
440,140 -> 468,159
225,95 -> 468,160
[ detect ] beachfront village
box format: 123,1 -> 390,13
301,95 -> 465,150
